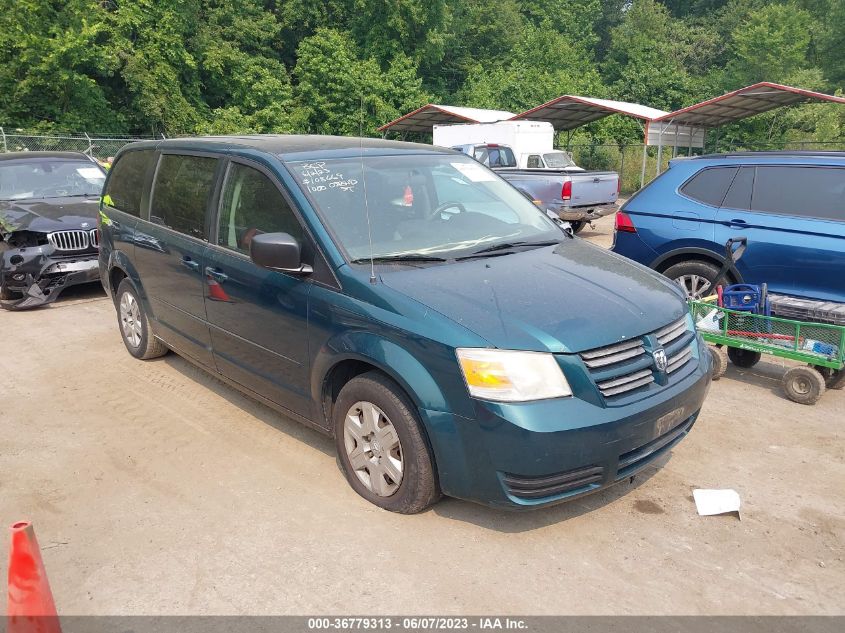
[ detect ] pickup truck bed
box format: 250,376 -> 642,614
496,168 -> 619,229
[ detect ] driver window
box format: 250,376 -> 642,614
217,163 -> 303,254
527,155 -> 542,168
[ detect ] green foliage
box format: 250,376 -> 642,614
0,0 -> 840,147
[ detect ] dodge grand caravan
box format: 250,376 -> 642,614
99,135 -> 711,513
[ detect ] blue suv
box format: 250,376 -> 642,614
612,152 -> 845,305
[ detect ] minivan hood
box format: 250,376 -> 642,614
380,240 -> 687,354
0,197 -> 99,235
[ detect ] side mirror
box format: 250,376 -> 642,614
249,232 -> 312,275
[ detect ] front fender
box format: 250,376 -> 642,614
311,330 -> 459,418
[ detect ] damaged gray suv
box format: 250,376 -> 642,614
0,152 -> 106,309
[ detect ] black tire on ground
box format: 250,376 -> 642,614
115,278 -> 169,360
709,345 -> 729,380
782,366 -> 826,405
817,366 -> 845,390
727,347 -> 762,368
662,260 -> 721,300
333,371 -> 440,514
569,221 -> 585,234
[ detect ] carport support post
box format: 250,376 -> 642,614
688,126 -> 695,156
672,123 -> 679,158
655,123 -> 665,178
0,127 -> 6,153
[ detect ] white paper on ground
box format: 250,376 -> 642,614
693,488 -> 741,517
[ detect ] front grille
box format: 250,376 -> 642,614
616,416 -> 695,479
48,230 -> 90,252
503,465 -> 604,500
579,317 -> 694,399
89,228 -> 99,248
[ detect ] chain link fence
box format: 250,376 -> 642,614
0,128 -> 159,161
567,140 -> 845,194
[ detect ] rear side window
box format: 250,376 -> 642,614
751,166 -> 845,221
680,167 -> 738,206
527,155 -> 542,168
217,163 -> 303,254
151,154 -> 218,239
103,150 -> 157,217
721,166 -> 754,210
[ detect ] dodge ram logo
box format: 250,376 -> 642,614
653,348 -> 668,372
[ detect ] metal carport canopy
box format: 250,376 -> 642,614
377,104 -> 515,133
510,95 -> 668,130
653,82 -> 845,128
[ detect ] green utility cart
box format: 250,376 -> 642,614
689,299 -> 845,405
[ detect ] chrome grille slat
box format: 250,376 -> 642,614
89,228 -> 99,248
597,368 -> 653,391
600,374 -> 655,397
48,230 -> 90,252
657,318 -> 688,346
580,338 -> 642,359
667,347 -> 693,373
580,338 -> 646,369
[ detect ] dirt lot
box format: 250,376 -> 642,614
2,215 -> 843,615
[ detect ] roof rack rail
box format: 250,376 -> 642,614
694,150 -> 845,159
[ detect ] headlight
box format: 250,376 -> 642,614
456,348 -> 572,402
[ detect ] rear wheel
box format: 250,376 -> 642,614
663,260 -> 721,300
116,279 -> 168,360
569,220 -> 586,234
333,371 -> 439,513
782,366 -> 825,405
728,347 -> 761,368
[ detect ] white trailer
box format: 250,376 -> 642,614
432,121 -> 581,170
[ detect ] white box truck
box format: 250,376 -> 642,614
433,121 -> 581,170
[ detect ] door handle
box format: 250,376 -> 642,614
181,256 -> 200,271
727,218 -> 748,228
205,267 -> 228,283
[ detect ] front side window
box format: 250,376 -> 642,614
150,154 -> 218,238
751,166 -> 845,221
104,150 -> 158,217
0,158 -> 104,201
217,163 -> 303,254
288,154 -> 560,262
680,167 -> 738,207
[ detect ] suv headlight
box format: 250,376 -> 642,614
456,348 -> 572,402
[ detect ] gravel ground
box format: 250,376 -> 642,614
1,214 -> 843,615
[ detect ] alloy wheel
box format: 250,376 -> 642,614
675,274 -> 712,299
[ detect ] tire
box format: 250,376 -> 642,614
709,345 -> 728,380
817,367 -> 845,390
663,260 -> 721,300
782,366 -> 825,405
115,279 -> 168,360
333,371 -> 440,514
727,347 -> 761,368
569,220 -> 585,234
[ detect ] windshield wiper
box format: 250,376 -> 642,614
458,239 -> 560,259
350,254 -> 448,264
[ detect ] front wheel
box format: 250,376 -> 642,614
333,372 -> 440,513
709,345 -> 728,380
782,366 -> 825,405
116,279 -> 168,360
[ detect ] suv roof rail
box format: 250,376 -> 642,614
694,150 -> 845,159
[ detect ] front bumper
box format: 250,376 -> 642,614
422,342 -> 711,509
0,246 -> 100,310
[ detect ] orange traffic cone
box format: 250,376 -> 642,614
7,521 -> 61,633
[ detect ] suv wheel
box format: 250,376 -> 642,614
333,371 -> 440,513
663,260 -> 721,300
116,279 -> 168,360
569,221 -> 586,234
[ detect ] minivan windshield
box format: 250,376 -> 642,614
0,158 -> 105,200
288,154 -> 562,262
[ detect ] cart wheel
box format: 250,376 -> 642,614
782,366 -> 826,405
709,346 -> 728,380
728,347 -> 761,368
